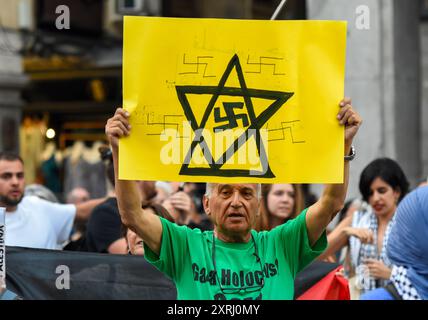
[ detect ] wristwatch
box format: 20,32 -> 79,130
344,145 -> 356,161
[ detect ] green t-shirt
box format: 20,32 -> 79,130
144,208 -> 327,300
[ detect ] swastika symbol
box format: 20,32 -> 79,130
213,102 -> 249,130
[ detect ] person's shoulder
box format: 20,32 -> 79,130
353,207 -> 373,226
200,229 -> 214,243
17,196 -> 59,219
251,228 -> 275,244
90,198 -> 119,219
160,217 -> 206,236
190,225 -> 206,236
94,197 -> 117,210
256,208 -> 309,239
187,226 -> 208,241
20,195 -> 39,203
280,208 -> 309,229
19,195 -> 45,207
250,229 -> 263,241
107,197 -> 118,205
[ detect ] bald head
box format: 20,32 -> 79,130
67,187 -> 90,204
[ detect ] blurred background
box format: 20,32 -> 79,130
0,0 -> 426,201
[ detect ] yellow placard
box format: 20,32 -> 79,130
120,17 -> 347,183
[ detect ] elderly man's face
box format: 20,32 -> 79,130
203,184 -> 259,239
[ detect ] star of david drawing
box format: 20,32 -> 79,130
175,54 -> 294,178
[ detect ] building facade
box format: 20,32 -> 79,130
0,0 -> 426,199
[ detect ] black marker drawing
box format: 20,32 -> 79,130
214,102 -> 249,130
245,55 -> 285,75
166,80 -> 176,88
146,114 -> 188,138
267,120 -> 306,143
179,54 -> 215,78
175,54 -> 294,178
132,106 -> 150,125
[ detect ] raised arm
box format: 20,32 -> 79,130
306,98 -> 362,246
319,212 -> 376,261
317,211 -> 353,261
105,108 -> 163,255
74,198 -> 106,221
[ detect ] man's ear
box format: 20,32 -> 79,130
203,195 -> 210,215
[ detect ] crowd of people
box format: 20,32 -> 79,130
1,97 -> 427,300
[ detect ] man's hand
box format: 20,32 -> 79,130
169,191 -> 199,225
337,97 -> 362,149
106,107 -> 163,256
105,108 -> 131,149
344,227 -> 374,244
364,259 -> 392,280
170,191 -> 193,215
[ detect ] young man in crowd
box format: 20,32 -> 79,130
0,152 -> 104,250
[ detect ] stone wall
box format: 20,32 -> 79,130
307,0 -> 421,199
0,30 -> 27,153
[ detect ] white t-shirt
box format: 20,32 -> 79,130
5,196 -> 76,250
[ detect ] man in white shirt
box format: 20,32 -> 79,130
0,152 -> 104,250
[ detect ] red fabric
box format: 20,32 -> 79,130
297,266 -> 350,300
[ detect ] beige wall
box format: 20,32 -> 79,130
0,0 -> 34,30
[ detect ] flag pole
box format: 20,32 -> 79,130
270,0 -> 288,20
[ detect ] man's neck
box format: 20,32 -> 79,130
0,203 -> 17,213
214,229 -> 251,243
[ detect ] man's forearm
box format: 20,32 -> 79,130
75,198 -> 106,221
321,146 -> 351,219
112,145 -> 143,226
105,108 -> 163,255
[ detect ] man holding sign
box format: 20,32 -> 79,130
108,17 -> 361,299
105,96 -> 361,299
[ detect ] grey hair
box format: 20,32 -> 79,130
205,183 -> 261,199
25,184 -> 59,203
